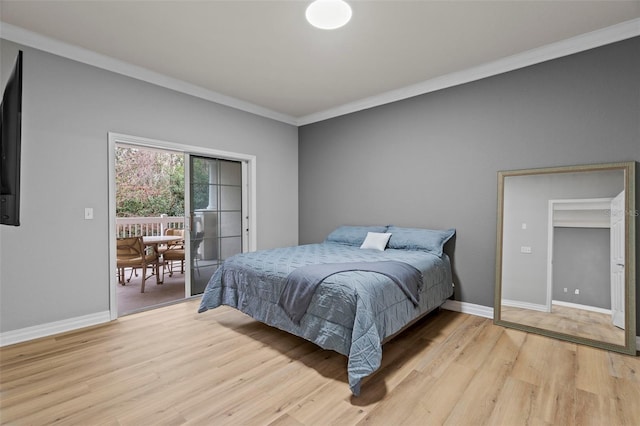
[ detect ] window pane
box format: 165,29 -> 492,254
220,160 -> 242,185
220,211 -> 241,237
191,157 -> 218,184
191,183 -> 215,210
220,186 -> 241,210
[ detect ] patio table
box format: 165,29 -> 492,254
142,235 -> 184,283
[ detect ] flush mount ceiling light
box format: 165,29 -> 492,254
305,0 -> 352,30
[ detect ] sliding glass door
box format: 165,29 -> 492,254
109,133 -> 255,319
189,156 -> 244,296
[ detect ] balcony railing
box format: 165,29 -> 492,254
116,215 -> 185,238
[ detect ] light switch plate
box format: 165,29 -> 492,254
84,207 -> 94,220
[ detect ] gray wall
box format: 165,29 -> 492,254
553,227 -> 610,309
298,37 -> 640,330
501,170 -> 622,306
0,40 -> 298,333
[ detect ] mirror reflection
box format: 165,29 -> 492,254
495,162 -> 636,354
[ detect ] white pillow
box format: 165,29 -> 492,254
360,232 -> 392,251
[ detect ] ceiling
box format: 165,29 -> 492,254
1,1 -> 639,125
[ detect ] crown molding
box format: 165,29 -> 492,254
0,22 -> 298,126
296,18 -> 640,126
2,18 -> 639,127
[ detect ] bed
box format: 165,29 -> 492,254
198,225 -> 455,395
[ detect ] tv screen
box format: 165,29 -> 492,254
1,50 -> 23,226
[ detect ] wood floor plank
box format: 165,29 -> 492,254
443,355 -> 515,425
511,333 -> 575,387
285,382 -> 363,425
574,389 -> 620,426
414,314 -> 486,377
1,299 -> 639,426
486,326 -> 527,362
355,331 -> 440,401
452,320 -> 505,371
485,376 -> 539,426
360,364 -> 476,425
575,344 -> 616,396
531,344 -> 576,425
266,413 -> 305,426
611,372 -> 640,425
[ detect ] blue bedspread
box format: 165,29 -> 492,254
198,242 -> 453,395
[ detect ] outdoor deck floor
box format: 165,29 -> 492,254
116,266 -> 186,315
116,259 -> 219,316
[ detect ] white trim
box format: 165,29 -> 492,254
183,156 -> 193,299
296,18 -> 640,125
547,200 -> 555,312
107,132 -> 257,320
0,311 -> 111,347
1,19 -> 638,126
552,300 -> 611,316
551,197 -> 613,228
442,300 -> 493,319
108,136 -> 118,320
0,22 -> 297,126
501,299 -> 549,313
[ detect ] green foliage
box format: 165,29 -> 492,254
116,146 -> 185,217
190,157 -> 214,210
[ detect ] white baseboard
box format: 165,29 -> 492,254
442,300 -> 494,319
0,311 -> 111,347
552,300 -> 611,315
501,299 -> 548,313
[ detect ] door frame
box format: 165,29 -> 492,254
108,132 -> 257,320
610,190 -> 626,329
545,197 -> 613,313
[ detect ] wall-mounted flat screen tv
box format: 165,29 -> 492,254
1,50 -> 23,226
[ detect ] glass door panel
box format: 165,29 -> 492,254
189,156 -> 243,296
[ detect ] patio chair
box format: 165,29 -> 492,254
163,228 -> 185,277
116,236 -> 160,293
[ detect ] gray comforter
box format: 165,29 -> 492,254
279,261 -> 422,324
198,242 -> 453,395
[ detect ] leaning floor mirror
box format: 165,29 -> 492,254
494,161 -> 636,355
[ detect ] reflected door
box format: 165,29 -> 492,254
189,156 -> 244,296
610,190 -> 625,329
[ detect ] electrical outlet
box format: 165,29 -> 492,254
520,246 -> 532,254
564,288 -> 568,293
574,289 -> 580,295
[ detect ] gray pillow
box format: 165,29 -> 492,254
325,225 -> 389,246
387,226 -> 455,256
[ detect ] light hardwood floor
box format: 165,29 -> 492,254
1,299 -> 639,425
